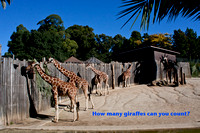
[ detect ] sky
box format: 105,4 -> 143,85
0,0 -> 200,55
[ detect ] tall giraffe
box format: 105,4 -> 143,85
121,63 -> 133,87
86,64 -> 109,96
26,61 -> 79,122
47,57 -> 94,111
160,55 -> 178,86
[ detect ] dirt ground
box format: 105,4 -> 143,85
5,78 -> 200,131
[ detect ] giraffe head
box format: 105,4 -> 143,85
160,54 -> 168,64
47,57 -> 55,64
26,60 -> 39,72
85,64 -> 92,70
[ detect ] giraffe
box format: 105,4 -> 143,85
121,63 -> 133,87
91,75 -> 100,95
160,55 -> 178,86
86,64 -> 109,96
26,61 -> 79,122
47,57 -> 94,111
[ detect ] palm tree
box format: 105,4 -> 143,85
1,0 -> 11,9
118,0 -> 200,30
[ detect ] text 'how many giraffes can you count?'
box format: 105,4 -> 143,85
92,111 -> 190,117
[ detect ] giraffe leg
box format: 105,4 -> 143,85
52,91 -> 58,123
83,87 -> 88,111
64,96 -> 75,112
106,83 -> 109,95
96,83 -> 100,95
100,83 -> 103,96
89,93 -> 95,109
104,84 -> 107,96
166,71 -> 168,83
70,100 -> 74,112
98,83 -> 103,96
95,85 -> 98,95
71,99 -> 77,122
128,77 -> 131,87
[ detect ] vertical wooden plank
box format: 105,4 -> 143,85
24,60 -> 29,119
2,58 -> 7,125
180,67 -> 183,85
0,45 -> 3,124
4,58 -> 11,125
183,73 -> 186,84
107,63 -> 112,88
12,59 -> 18,123
111,64 -> 115,89
130,62 -> 135,84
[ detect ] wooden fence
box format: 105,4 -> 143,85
0,56 -> 191,125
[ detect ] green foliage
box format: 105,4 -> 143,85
65,25 -> 96,61
173,29 -> 189,57
7,15 -> 78,62
143,33 -> 172,49
37,14 -> 65,32
129,31 -> 142,49
36,64 -> 52,97
3,52 -> 12,57
190,61 -> 200,77
118,0 -> 200,30
5,14 -> 200,64
95,34 -> 114,63
1,0 -> 11,9
7,24 -> 31,60
112,34 -> 129,54
173,28 -> 200,59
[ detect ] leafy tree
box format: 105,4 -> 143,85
2,52 -> 12,57
37,14 -> 65,32
185,28 -> 199,59
6,14 -> 78,62
173,28 -> 200,59
27,29 -> 78,62
1,0 -> 11,9
142,33 -> 149,40
143,33 -> 172,49
173,29 -> 189,58
65,25 -> 96,60
129,31 -> 142,48
7,24 -> 31,60
111,34 -> 129,61
95,34 -> 114,63
118,0 -> 200,30
112,34 -> 128,52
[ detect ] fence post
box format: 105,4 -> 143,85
180,67 -> 183,85
183,73 -> 186,84
111,63 -> 115,89
0,44 -> 3,127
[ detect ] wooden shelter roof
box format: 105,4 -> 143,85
64,56 -> 83,64
85,57 -> 104,64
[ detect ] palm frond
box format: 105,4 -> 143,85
118,0 -> 200,30
1,0 -> 12,9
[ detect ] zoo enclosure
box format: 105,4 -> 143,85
0,56 -> 191,125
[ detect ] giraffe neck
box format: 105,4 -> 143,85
35,65 -> 53,84
53,59 -> 73,78
90,66 -> 101,75
127,64 -> 133,71
53,59 -> 80,82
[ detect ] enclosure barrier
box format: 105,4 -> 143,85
0,56 -> 191,125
